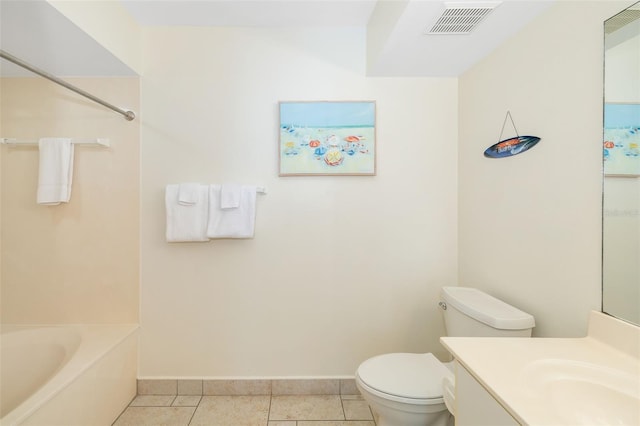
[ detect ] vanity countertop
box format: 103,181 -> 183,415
441,311 -> 640,425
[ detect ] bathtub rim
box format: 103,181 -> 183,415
0,323 -> 138,426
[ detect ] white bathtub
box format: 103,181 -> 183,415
0,325 -> 138,426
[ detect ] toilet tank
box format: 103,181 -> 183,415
440,287 -> 535,337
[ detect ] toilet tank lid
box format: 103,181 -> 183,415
441,287 -> 535,330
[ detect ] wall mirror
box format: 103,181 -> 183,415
602,1 -> 640,325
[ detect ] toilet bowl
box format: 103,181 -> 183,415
355,287 -> 535,426
355,353 -> 453,426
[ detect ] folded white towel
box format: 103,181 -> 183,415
178,183 -> 200,205
37,138 -> 74,205
207,185 -> 257,238
165,184 -> 210,242
220,183 -> 242,209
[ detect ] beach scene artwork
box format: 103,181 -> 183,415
604,103 -> 640,176
279,101 -> 376,175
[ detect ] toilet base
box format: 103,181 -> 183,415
372,407 -> 452,426
357,375 -> 451,426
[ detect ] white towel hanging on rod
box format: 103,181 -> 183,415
0,137 -> 110,147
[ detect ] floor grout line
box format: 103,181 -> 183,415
266,395 -> 272,425
115,393 -> 376,425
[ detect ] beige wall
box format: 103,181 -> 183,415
458,1 -> 630,337
139,27 -> 458,377
3,0 -> 625,379
0,77 -> 140,324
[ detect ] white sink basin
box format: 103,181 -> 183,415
523,359 -> 640,425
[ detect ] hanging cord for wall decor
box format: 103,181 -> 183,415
498,110 -> 520,142
0,49 -> 136,121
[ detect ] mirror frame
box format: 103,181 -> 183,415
602,1 -> 640,326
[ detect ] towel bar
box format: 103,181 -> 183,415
1,138 -> 110,147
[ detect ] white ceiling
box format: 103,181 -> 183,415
0,0 -> 137,77
366,0 -> 554,76
0,0 -> 555,77
120,0 -> 379,27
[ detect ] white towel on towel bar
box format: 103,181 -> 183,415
37,138 -> 74,205
178,183 -> 200,205
220,183 -> 241,209
207,185 -> 257,238
165,184 -> 210,242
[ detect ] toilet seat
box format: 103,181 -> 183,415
356,353 -> 452,405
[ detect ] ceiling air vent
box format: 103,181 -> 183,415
605,8 -> 640,34
427,2 -> 501,35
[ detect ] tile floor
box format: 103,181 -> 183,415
112,394 -> 376,426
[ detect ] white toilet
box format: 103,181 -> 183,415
355,286 -> 535,426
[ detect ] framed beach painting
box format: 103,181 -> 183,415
279,101 -> 376,176
604,103 -> 640,176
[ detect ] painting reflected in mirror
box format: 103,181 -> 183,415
602,1 -> 640,325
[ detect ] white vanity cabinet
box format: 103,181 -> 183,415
454,361 -> 519,426
442,313 -> 639,426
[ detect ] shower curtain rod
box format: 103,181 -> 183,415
0,49 -> 136,121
